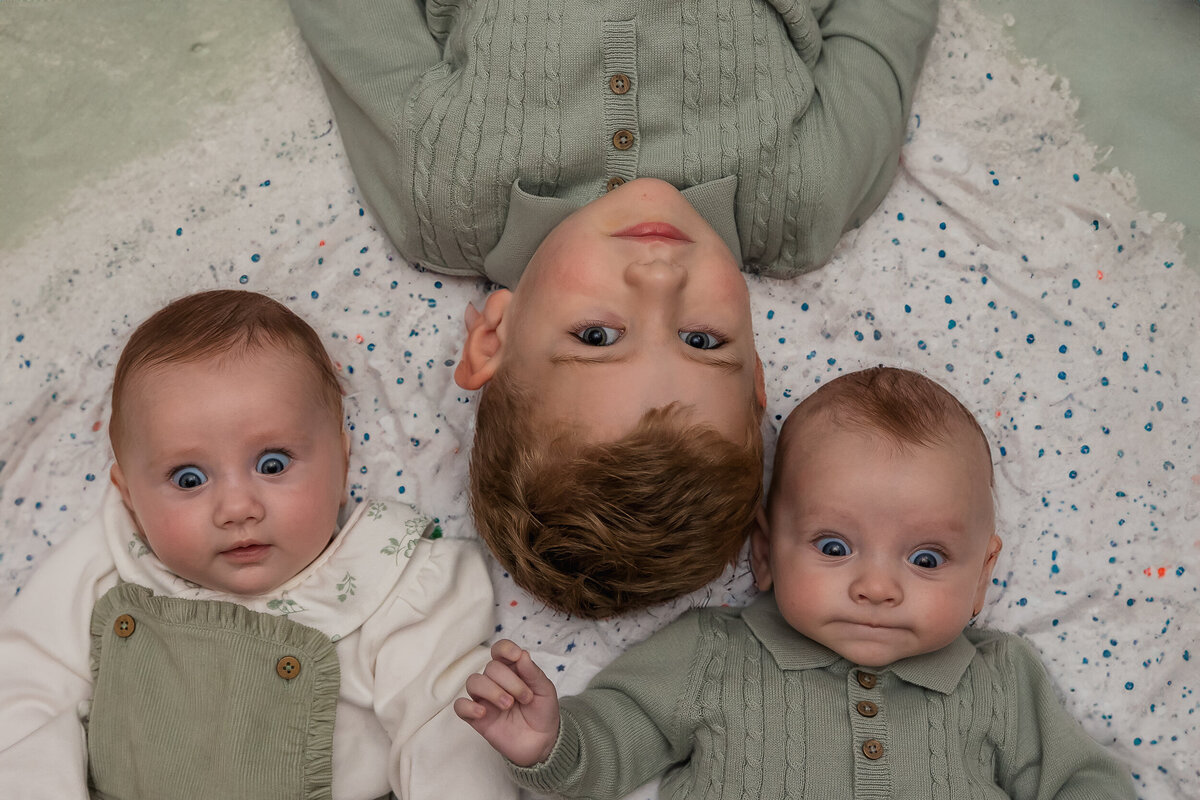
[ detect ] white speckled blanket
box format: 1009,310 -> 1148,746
0,2 -> 1195,797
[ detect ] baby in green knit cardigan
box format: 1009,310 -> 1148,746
455,367 -> 1136,798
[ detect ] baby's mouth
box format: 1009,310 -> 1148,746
220,542 -> 270,562
844,620 -> 896,630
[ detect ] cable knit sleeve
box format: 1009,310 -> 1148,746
989,632 -> 1137,800
364,537 -> 518,800
785,0 -> 939,270
512,609 -> 710,799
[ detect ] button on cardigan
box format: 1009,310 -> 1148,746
288,0 -> 940,281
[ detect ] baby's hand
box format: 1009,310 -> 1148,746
454,639 -> 560,767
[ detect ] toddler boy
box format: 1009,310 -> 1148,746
287,0 -> 941,617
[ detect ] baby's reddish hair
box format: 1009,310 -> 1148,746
109,290 -> 342,456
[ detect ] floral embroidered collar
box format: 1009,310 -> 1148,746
103,486 -> 437,641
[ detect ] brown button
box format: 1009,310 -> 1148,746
856,671 -> 877,689
862,739 -> 884,759
856,700 -> 879,717
276,656 -> 301,680
609,73 -> 631,95
113,614 -> 136,638
605,176 -> 626,192
612,129 -> 634,150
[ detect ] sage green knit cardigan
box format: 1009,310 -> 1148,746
288,0 -> 939,280
513,594 -> 1136,799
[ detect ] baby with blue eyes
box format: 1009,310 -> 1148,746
456,366 -> 1135,799
0,290 -> 515,799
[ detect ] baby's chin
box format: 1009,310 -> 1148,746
181,564 -> 291,598
818,628 -> 926,668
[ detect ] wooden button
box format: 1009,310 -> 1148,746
605,176 -> 626,191
856,670 -> 877,689
609,73 -> 631,95
612,129 -> 634,150
862,739 -> 884,759
276,656 -> 301,680
856,700 -> 879,717
113,614 -> 136,638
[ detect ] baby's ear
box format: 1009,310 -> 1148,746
110,462 -> 145,540
755,355 -> 766,409
972,534 -> 1003,617
748,506 -> 773,591
454,290 -> 512,390
338,428 -> 352,504
110,463 -> 133,510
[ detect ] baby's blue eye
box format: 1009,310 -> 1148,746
909,550 -> 945,569
679,330 -> 722,349
170,467 -> 208,490
816,536 -> 851,557
257,452 -> 291,475
576,326 -> 622,346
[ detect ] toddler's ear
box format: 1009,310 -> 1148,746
748,506 -> 773,591
454,290 -> 512,390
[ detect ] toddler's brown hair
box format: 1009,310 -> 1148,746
470,370 -> 764,619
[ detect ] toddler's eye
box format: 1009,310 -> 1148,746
257,452 -> 292,475
679,330 -> 722,349
909,550 -> 945,569
816,536 -> 851,557
576,325 -> 622,346
170,467 -> 208,490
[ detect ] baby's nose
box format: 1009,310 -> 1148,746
214,479 -> 265,527
850,567 -> 903,606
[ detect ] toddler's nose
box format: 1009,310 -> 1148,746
623,258 -> 687,293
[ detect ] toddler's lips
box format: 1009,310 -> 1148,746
220,543 -> 270,563
611,222 -> 692,243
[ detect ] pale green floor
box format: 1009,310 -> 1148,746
0,0 -> 293,252
1,0 -> 1197,265
974,0 -> 1200,266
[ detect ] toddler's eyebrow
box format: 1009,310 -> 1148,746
549,350 -> 744,374
549,351 -> 629,366
689,350 -> 744,374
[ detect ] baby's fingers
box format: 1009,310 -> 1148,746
464,670 -> 519,711
489,641 -> 555,700
511,650 -> 556,699
453,696 -> 489,721
489,638 -> 526,664
483,658 -> 537,705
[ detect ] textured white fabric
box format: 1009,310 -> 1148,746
0,3 -> 1195,799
